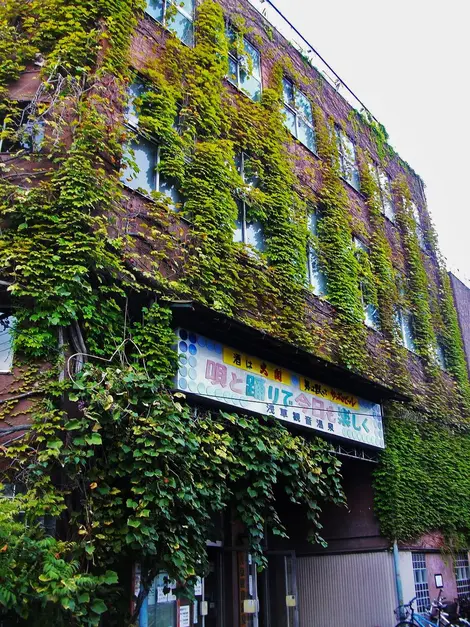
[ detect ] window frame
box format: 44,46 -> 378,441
412,553 -> 431,614
282,76 -> 316,154
335,128 -> 360,191
368,162 -> 395,222
307,209 -> 327,296
0,313 -> 15,374
396,308 -> 416,353
0,105 -> 45,154
353,237 -> 380,330
455,552 -> 470,600
233,152 -> 265,252
411,201 -> 426,251
144,0 -> 195,46
226,25 -> 262,102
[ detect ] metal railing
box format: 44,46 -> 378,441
246,0 -> 378,122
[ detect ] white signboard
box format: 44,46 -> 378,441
175,329 -> 384,449
179,605 -> 190,627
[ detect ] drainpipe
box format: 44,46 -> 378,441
393,540 -> 405,619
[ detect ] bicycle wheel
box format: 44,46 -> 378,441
394,622 -> 417,627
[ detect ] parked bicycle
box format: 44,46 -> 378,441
394,590 -> 458,627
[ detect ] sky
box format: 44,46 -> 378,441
272,0 -> 470,286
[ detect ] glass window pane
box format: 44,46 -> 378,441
125,80 -> 146,127
145,0 -> 164,22
170,10 -> 193,46
246,220 -> 265,251
282,78 -> 294,106
172,0 -> 194,17
308,211 -> 318,236
282,105 -> 296,137
309,247 -> 326,296
121,139 -> 157,194
234,200 -> 244,243
159,175 -> 182,210
228,55 -> 238,87
365,303 -> 380,330
402,312 -> 415,352
295,88 -> 313,122
297,117 -> 316,152
240,69 -> 261,102
243,39 -> 261,81
0,315 -> 14,372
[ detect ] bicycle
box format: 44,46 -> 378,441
394,591 -> 456,627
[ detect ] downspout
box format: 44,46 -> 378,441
393,540 -> 405,619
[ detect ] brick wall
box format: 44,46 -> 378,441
450,272 -> 470,377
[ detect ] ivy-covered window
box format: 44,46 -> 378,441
335,128 -> 360,191
353,237 -> 379,330
396,308 -> 415,352
411,201 -> 426,250
124,79 -> 147,129
233,153 -> 265,252
307,210 -> 326,296
434,339 -> 447,370
282,77 -> 316,153
121,138 -> 182,209
227,26 -> 262,102
144,0 -> 195,46
0,105 -> 45,153
369,163 -> 395,222
0,313 -> 15,373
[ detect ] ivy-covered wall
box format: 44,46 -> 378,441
1,0 -> 470,624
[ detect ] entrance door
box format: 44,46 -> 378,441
260,552 -> 299,627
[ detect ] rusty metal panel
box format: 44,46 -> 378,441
297,552 -> 397,627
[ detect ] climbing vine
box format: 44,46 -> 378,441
1,0 -> 470,622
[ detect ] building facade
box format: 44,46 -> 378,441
1,0 -> 470,626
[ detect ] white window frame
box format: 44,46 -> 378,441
412,553 -> 431,614
307,209 -> 326,296
336,128 -> 360,191
227,26 -> 262,102
411,201 -> 426,250
121,138 -> 181,209
282,77 -> 316,153
353,237 -> 380,330
0,314 -> 15,374
144,0 -> 195,46
233,153 -> 265,252
0,108 -> 45,153
369,162 -> 395,222
396,308 -> 416,352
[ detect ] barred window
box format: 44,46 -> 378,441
412,553 -> 430,613
455,552 -> 470,600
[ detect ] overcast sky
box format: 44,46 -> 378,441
273,0 -> 470,286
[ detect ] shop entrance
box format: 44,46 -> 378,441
259,552 -> 299,627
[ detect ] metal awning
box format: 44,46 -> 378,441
170,300 -> 410,404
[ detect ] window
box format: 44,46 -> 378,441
125,79 -> 147,128
233,153 -> 265,252
412,553 -> 430,613
282,77 -> 316,153
396,308 -> 415,352
227,27 -> 262,102
144,0 -> 195,46
0,314 -> 15,373
353,237 -> 379,330
455,552 -> 470,599
411,202 -> 426,250
121,138 -> 182,208
336,128 -> 360,191
433,339 -> 447,370
369,163 -> 395,222
0,106 -> 45,153
307,210 -> 326,296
